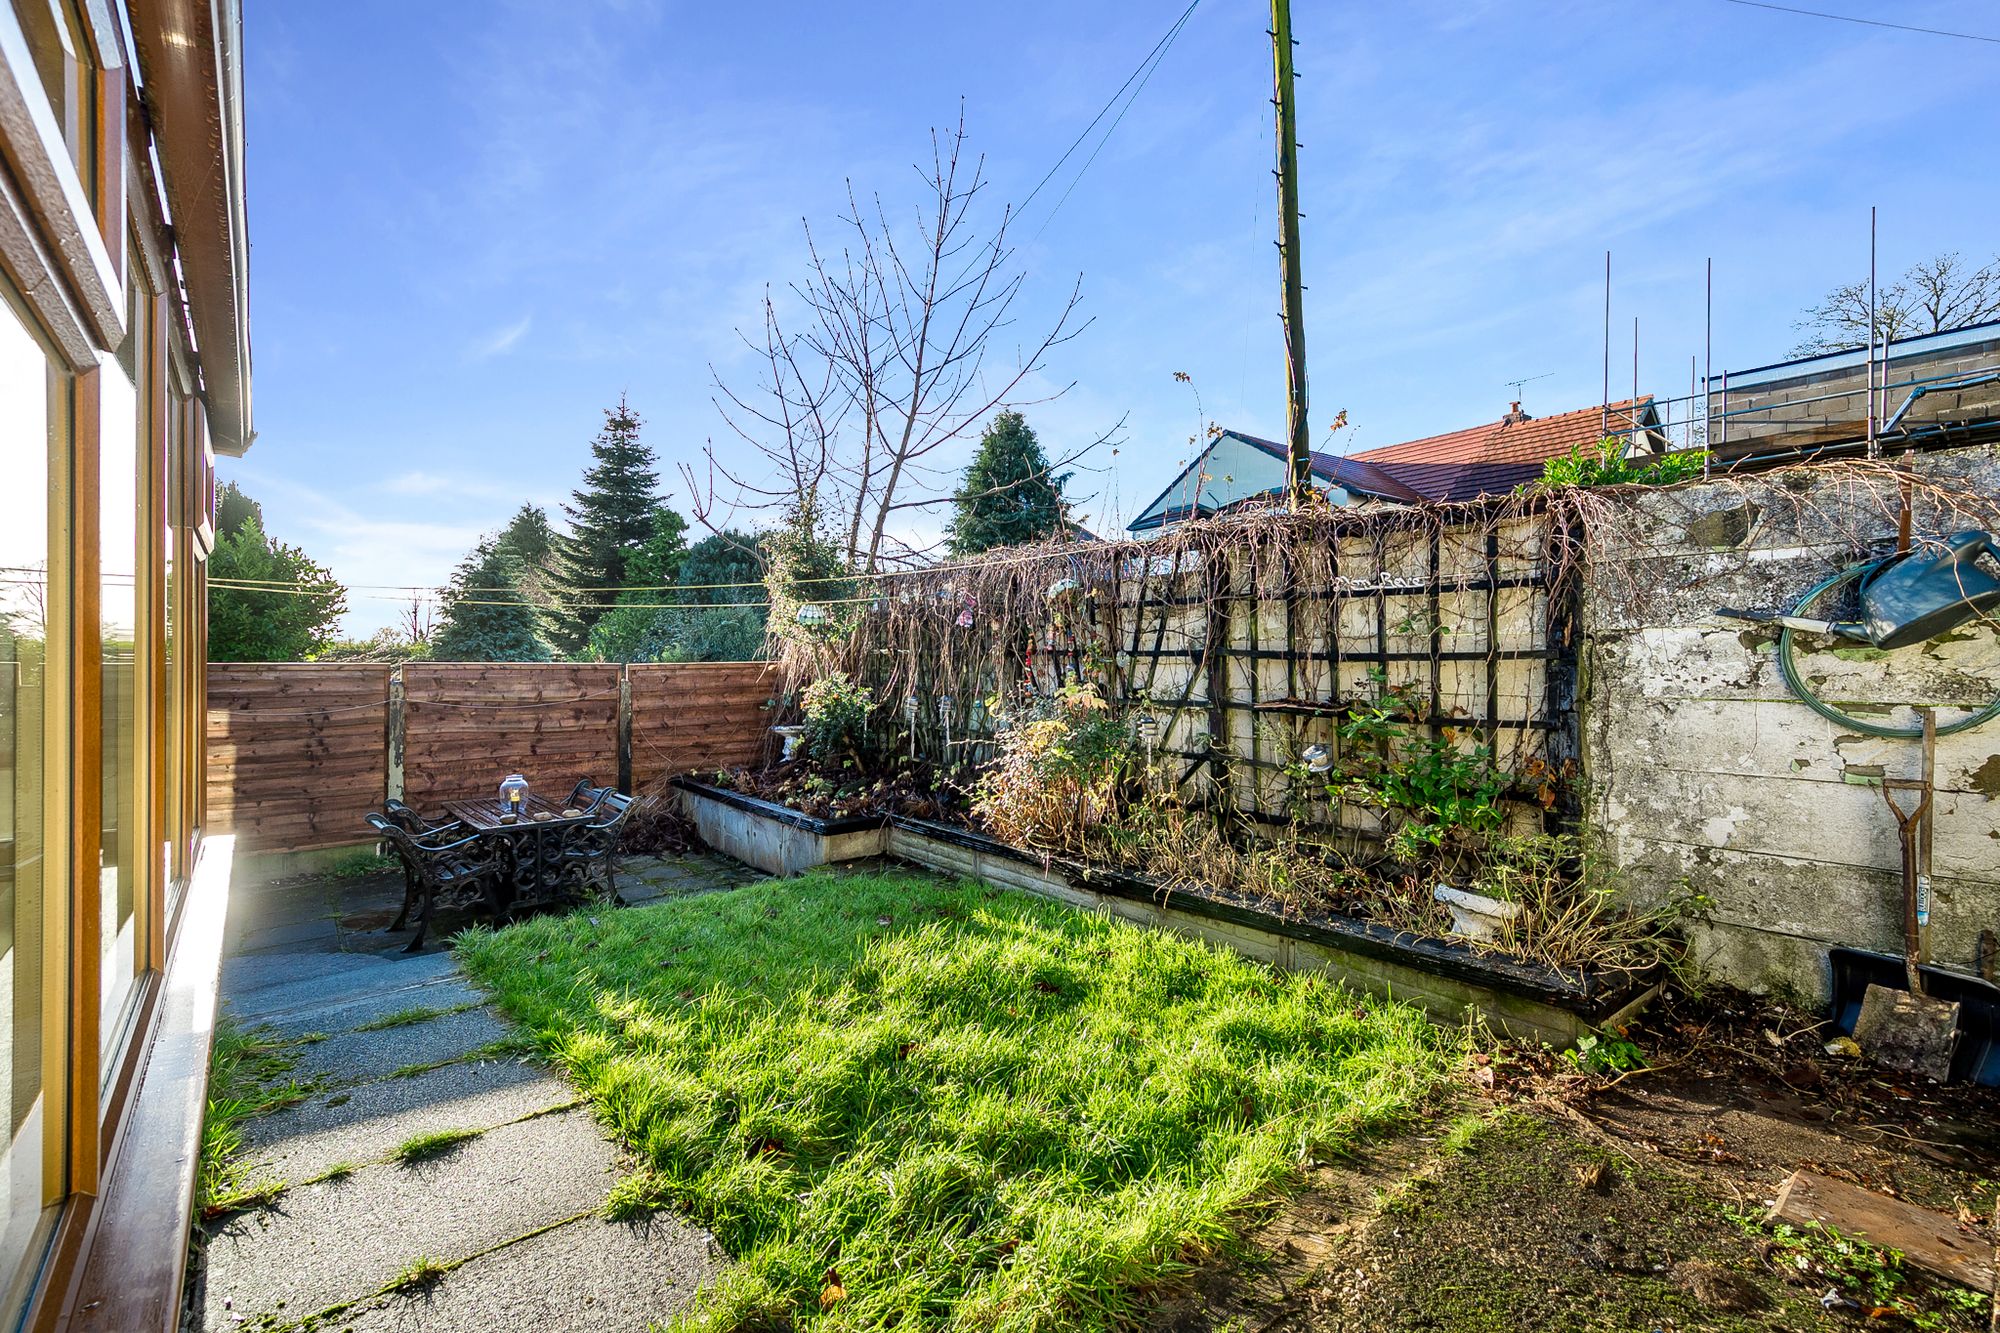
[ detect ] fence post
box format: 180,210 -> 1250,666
617,665 -> 633,794
385,666 -> 405,805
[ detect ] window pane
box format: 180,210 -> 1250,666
100,352 -> 140,1068
0,280 -> 56,1319
10,0 -> 98,200
163,398 -> 179,903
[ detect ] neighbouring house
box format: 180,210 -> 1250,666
1126,398 -> 1660,533
1,0 -> 249,1327
1707,317 -> 2000,462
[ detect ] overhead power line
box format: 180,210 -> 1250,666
1719,0 -> 2000,44
1013,0 -> 1203,228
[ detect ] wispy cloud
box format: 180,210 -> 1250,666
381,470 -> 456,496
467,313 -> 532,360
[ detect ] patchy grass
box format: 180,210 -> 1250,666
387,1254 -> 451,1292
457,867 -> 1450,1332
328,849 -> 399,879
198,1015 -> 324,1216
393,1126 -> 483,1167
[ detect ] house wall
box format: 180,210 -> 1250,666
1578,445 -> 2000,1002
1,1 -> 235,1323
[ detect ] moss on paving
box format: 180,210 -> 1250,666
457,866 -> 1451,1332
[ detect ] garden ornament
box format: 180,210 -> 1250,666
795,602 -> 828,627
1715,529 -> 2000,739
1135,712 -> 1158,760
904,693 -> 919,760
1301,743 -> 1332,774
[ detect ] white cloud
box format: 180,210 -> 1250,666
467,313 -> 532,360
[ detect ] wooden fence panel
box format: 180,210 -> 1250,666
402,664 -> 622,810
629,662 -> 776,789
206,664 -> 390,852
207,661 -> 777,854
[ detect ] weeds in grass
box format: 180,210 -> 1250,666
393,1127 -> 482,1166
1731,1210 -> 1990,1331
458,867 -> 1451,1332
198,1016 -> 325,1216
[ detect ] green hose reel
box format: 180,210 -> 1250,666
1717,530 -> 2000,740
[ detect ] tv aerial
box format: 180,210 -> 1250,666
1503,371 -> 1553,399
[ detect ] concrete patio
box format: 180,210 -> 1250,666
191,852 -> 758,1332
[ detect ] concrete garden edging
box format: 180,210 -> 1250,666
669,777 -> 1658,1045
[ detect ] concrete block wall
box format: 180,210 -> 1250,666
1580,446 -> 2000,1001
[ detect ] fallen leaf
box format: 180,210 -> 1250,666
820,1268 -> 846,1307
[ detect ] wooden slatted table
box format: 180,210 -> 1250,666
442,793 -> 599,908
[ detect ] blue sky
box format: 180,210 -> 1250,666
231,0 -> 2000,635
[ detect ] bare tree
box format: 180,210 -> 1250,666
397,593 -> 435,648
686,111 -> 1103,572
1792,251 -> 2000,357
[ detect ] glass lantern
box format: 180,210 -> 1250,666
499,773 -> 530,819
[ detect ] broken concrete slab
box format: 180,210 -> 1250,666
200,1108 -> 621,1330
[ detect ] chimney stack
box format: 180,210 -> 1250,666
1501,400 -> 1532,425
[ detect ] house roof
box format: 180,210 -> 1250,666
1125,398 -> 1657,532
1348,397 -> 1655,502
1123,428 -> 1428,532
1229,432 -> 1431,503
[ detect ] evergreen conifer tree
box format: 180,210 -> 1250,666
495,503 -> 561,641
550,397 -> 666,652
432,538 -> 551,662
945,411 -> 1070,554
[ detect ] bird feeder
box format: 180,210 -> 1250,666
1301,743 -> 1332,774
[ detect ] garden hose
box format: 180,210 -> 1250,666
1775,560 -> 2000,739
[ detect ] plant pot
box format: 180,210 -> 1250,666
1433,883 -> 1521,942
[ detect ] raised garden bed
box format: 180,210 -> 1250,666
671,777 -> 1658,1045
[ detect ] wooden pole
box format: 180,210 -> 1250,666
1271,0 -> 1311,504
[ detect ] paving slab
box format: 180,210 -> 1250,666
279,1007 -> 515,1087
327,1211 -> 723,1333
260,977 -> 491,1045
242,1056 -> 576,1185
201,1108 -> 621,1331
225,952 -> 462,1023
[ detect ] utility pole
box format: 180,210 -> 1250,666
1271,0 -> 1310,504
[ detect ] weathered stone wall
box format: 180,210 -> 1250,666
1580,446 -> 2000,1001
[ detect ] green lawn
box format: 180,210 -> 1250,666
456,867 -> 1451,1332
